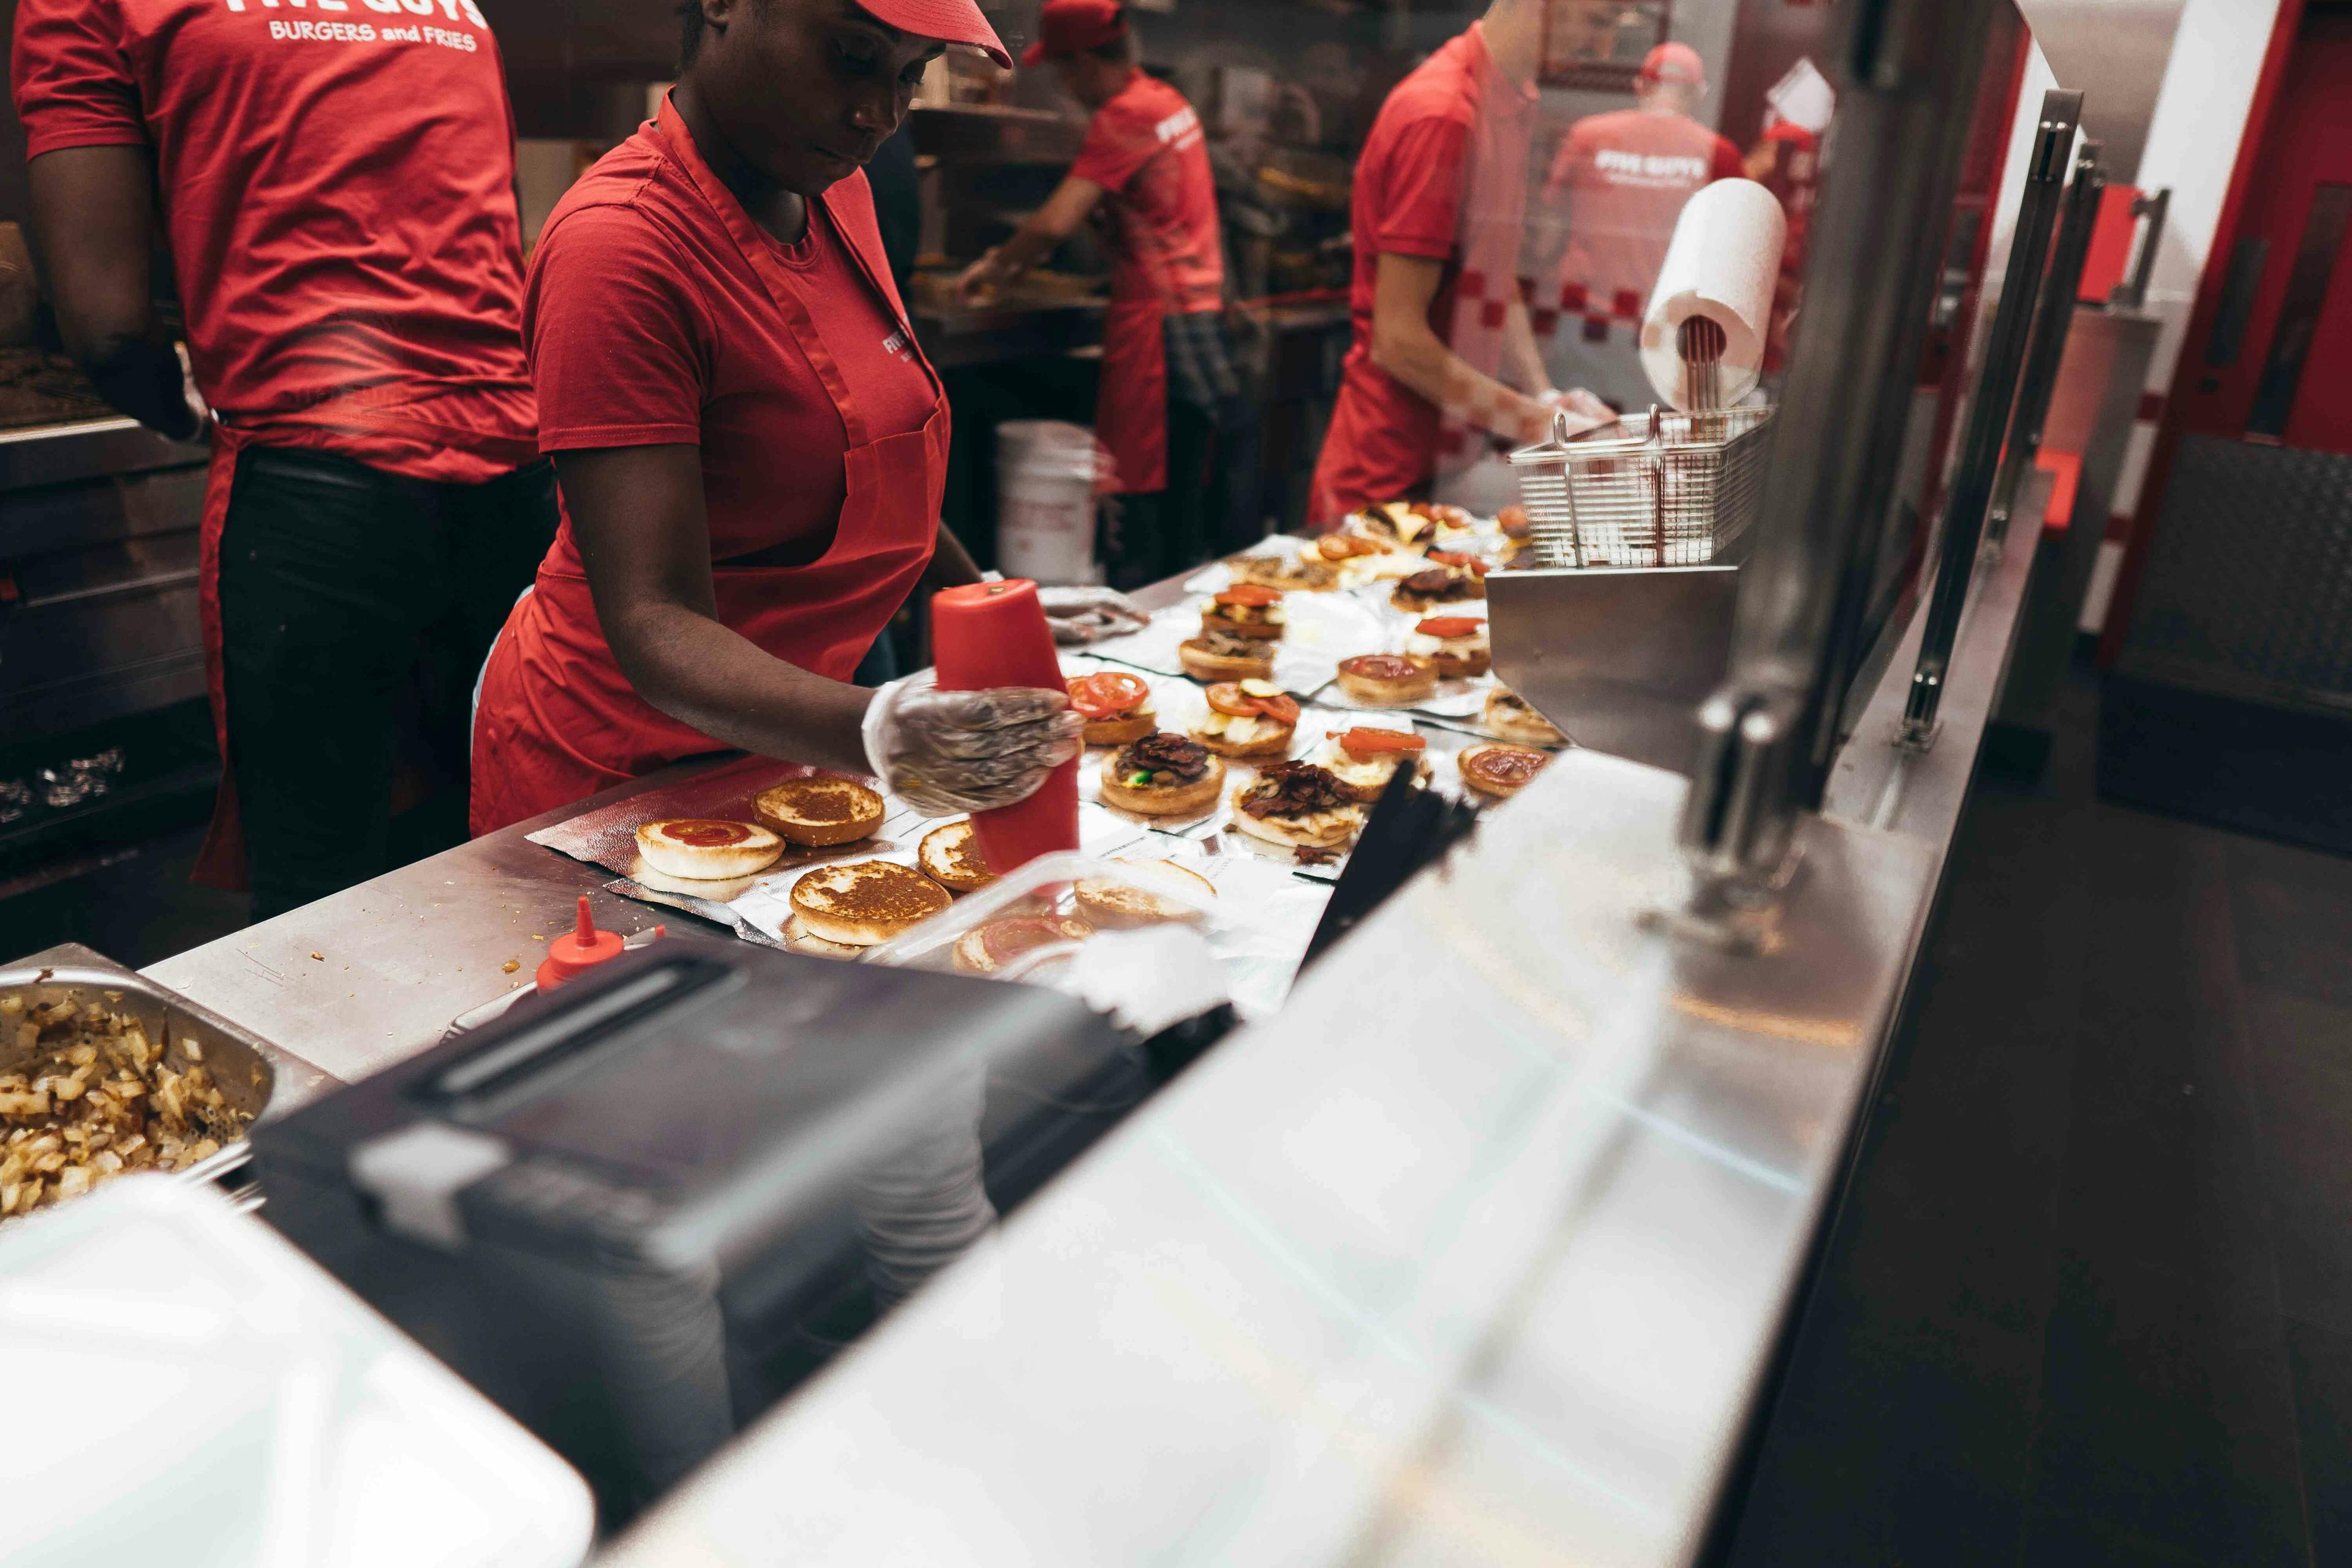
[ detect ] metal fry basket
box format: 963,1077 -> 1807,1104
1508,402 -> 1776,568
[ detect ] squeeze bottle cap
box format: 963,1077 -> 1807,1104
537,895 -> 626,990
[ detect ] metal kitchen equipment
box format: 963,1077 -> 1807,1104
1508,402 -> 1775,570
250,933 -> 1126,1527
1902,90 -> 2087,748
0,941 -> 333,1218
1676,0 -> 2010,902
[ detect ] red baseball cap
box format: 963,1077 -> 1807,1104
1020,0 -> 1128,67
1639,41 -> 1706,88
859,0 -> 1012,70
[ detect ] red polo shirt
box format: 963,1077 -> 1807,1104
12,0 -> 537,481
1070,71 -> 1223,315
522,128 -> 938,567
1309,23 -> 1536,527
1544,107 -> 1743,322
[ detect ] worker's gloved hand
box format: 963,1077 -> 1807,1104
1540,386 -> 1616,437
862,671 -> 1084,816
1036,585 -> 1148,646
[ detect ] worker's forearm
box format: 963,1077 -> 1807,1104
609,601 -> 875,774
77,330 -> 198,441
1501,301 -> 1551,399
926,521 -> 984,589
1374,325 -> 1543,443
991,219 -> 1065,280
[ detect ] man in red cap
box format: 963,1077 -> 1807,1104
1538,40 -> 1743,402
1307,0 -> 1608,529
956,0 -> 1234,582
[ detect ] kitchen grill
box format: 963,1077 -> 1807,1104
1508,401 -> 1776,569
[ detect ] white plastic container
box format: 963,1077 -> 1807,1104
996,419 -> 1101,586
0,1175 -> 595,1568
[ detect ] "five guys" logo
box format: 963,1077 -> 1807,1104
223,0 -> 489,24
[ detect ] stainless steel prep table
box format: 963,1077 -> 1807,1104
132,562 -> 1215,1085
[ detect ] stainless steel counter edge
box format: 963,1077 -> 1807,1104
597,499 -> 2051,1566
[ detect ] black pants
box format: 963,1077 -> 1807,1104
218,447 -> 559,921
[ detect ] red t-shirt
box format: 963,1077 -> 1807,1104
524,124 -> 938,573
1543,107 -> 1744,320
1071,72 -> 1223,314
12,0 -> 537,481
1309,23 -> 1537,527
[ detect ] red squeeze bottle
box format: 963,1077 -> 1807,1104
930,579 -> 1080,875
536,895 -> 625,991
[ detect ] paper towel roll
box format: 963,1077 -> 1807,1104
1638,178 -> 1788,413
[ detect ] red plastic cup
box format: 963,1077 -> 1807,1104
930,579 -> 1080,875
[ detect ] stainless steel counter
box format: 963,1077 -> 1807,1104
597,503 -> 2047,1566
143,772 -> 681,1086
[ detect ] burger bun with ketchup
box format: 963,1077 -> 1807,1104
635,819 -> 785,880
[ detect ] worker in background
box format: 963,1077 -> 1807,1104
1537,41 -> 1742,406
13,0 -> 558,919
1308,0 -> 1608,528
956,0 -> 1236,583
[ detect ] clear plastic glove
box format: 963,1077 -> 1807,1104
1540,386 -> 1616,437
862,671 -> 1084,817
1036,584 -> 1149,646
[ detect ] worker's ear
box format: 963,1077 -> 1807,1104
700,0 -> 742,40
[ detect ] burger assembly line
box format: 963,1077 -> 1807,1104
0,0 -> 1668,1257
554,495 -> 1562,984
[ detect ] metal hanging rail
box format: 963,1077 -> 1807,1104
1986,138 -> 2108,554
1899,88 -> 2085,748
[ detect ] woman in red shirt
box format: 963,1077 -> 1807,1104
472,0 -> 1120,832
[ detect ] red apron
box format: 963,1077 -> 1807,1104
1096,296 -> 1167,496
467,101 -> 948,836
190,425 -> 252,889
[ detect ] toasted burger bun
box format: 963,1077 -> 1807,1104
635,820 -> 785,880
630,859 -> 768,904
1199,607 -> 1284,641
1082,706 -> 1158,747
953,915 -> 1094,975
1336,657 -> 1438,707
1227,791 -> 1364,850
1190,715 -> 1294,758
1075,859 -> 1217,928
1099,750 -> 1225,815
918,818 -> 997,893
788,860 -> 951,947
1457,744 -> 1553,801
1178,639 -> 1273,683
754,777 -> 884,847
1483,688 -> 1568,747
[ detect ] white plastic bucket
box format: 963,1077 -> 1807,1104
996,420 -> 1101,586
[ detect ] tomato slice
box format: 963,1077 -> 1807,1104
1416,616 -> 1485,639
1067,671 -> 1148,718
1339,728 -> 1427,755
1205,682 -> 1261,717
1215,583 -> 1284,608
1206,682 -> 1298,722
